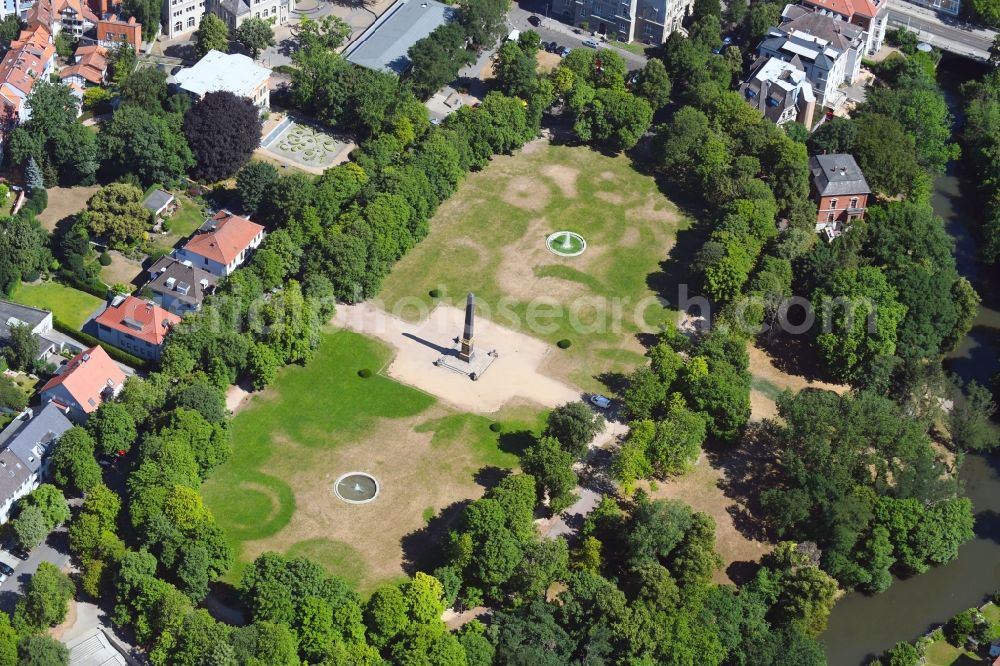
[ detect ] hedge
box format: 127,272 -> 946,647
51,317 -> 149,371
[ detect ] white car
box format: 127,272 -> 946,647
582,38 -> 600,49
589,394 -> 612,409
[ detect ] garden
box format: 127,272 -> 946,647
9,281 -> 104,330
262,121 -> 346,169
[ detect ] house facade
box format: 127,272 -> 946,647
756,5 -> 865,108
145,256 -> 218,314
59,44 -> 107,89
25,0 -> 98,39
0,404 -> 73,524
94,295 -> 180,361
172,50 -> 271,110
207,0 -> 291,32
552,0 -> 692,43
96,15 -> 142,52
739,56 -> 816,129
39,345 -> 125,422
173,210 -> 265,277
809,153 -> 871,236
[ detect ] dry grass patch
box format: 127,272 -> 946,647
37,184 -> 101,231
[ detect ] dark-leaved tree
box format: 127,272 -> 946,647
183,91 -> 263,182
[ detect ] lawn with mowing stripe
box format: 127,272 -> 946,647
10,280 -> 104,330
378,142 -> 689,392
204,328 -> 538,591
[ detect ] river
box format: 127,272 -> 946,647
822,55 -> 1000,665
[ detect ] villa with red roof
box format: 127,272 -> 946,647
60,44 -> 107,89
39,346 -> 126,422
95,295 -> 181,361
26,0 -> 100,40
0,24 -> 56,132
173,210 -> 265,277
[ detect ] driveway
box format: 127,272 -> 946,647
0,526 -> 72,614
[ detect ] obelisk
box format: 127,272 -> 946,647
459,293 -> 475,362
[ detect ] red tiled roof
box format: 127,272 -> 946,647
40,346 -> 125,414
27,0 -> 98,28
0,24 -> 55,99
60,44 -> 107,85
803,0 -> 880,19
182,211 -> 264,265
95,296 -> 181,347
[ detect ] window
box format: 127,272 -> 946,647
175,20 -> 182,31
849,197 -> 859,209
187,15 -> 195,26
827,212 -> 835,223
254,11 -> 259,16
829,198 -> 837,210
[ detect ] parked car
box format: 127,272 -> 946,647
9,547 -> 28,561
589,394 -> 612,410
0,562 -> 14,577
722,35 -> 734,46
559,46 -> 572,57
582,38 -> 600,48
545,41 -> 559,52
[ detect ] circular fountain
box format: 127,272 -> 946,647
546,231 -> 587,257
333,472 -> 380,504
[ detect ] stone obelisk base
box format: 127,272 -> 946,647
435,347 -> 498,381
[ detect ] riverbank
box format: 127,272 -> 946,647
822,53 -> 1000,666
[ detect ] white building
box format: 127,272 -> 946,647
173,49 -> 271,110
0,404 -> 73,524
207,0 -> 292,33
739,56 -> 816,129
172,210 -> 265,277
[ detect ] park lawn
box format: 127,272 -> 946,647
378,142 -> 689,392
10,280 -> 104,330
923,638 -> 980,666
203,328 -> 541,595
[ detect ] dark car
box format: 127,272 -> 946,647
545,41 -> 558,52
528,15 -> 541,26
0,562 -> 14,577
9,547 -> 28,561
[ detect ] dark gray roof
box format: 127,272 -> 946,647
780,5 -> 864,49
343,0 -> 457,74
0,448 -> 31,505
219,0 -> 250,17
147,257 -> 218,308
0,299 -> 50,341
810,154 -> 871,196
143,189 -> 174,214
0,403 -> 73,474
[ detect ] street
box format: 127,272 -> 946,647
886,1 -> 996,61
0,526 -> 71,614
507,1 -> 649,70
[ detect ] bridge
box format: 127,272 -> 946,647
886,1 -> 997,61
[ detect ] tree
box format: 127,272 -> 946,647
15,562 -> 74,630
3,323 -> 38,371
22,485 -> 70,530
119,67 -> 168,114
813,266 -> 907,382
991,33 -> 1000,67
237,160 -> 278,213
459,0 -> 509,48
122,0 -> 161,41
851,113 -> 922,196
87,401 -> 138,457
521,436 -> 578,513
635,58 -> 672,111
295,15 -> 352,50
16,635 -> 68,666
100,106 -> 194,185
545,401 -> 605,459
12,505 -> 48,550
406,23 -> 472,100
246,341 -> 280,390
25,158 -> 43,192
235,17 -> 275,60
80,183 -> 149,249
183,91 -> 262,182
493,41 -> 537,99
50,427 -> 102,494
195,13 -> 229,57
0,377 -> 26,412
950,380 -> 999,451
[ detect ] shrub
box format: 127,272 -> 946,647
98,252 -> 112,266
429,289 -> 441,298
358,368 -> 372,378
22,270 -> 39,283
557,339 -> 572,349
489,422 -> 502,432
